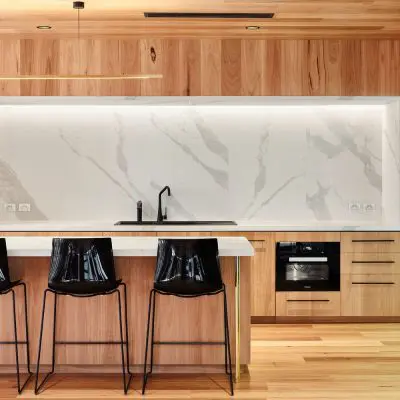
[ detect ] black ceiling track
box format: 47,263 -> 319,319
144,12 -> 274,19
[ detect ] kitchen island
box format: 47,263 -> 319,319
0,235 -> 253,379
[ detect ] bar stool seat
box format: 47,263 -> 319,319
142,238 -> 234,396
0,279 -> 22,292
48,279 -> 122,295
35,238 -> 133,395
0,238 -> 32,394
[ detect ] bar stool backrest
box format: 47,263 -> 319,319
0,238 -> 11,289
48,238 -> 117,290
154,238 -> 223,295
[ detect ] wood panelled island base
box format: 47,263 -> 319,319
0,237 -> 251,374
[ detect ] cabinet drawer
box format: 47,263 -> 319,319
341,253 -> 400,274
276,292 -> 340,317
341,232 -> 400,253
341,274 -> 400,316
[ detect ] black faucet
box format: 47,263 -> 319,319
157,186 -> 171,222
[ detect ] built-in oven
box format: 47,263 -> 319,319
276,242 -> 340,291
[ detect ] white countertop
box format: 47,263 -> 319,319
0,220 -> 399,232
3,236 -> 254,257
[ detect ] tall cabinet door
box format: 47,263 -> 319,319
250,234 -> 275,317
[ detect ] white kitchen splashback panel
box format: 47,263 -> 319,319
0,104 -> 383,224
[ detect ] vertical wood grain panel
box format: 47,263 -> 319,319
140,39 -> 163,96
221,39 -> 241,96
241,40 -> 263,96
323,40 -> 342,95
179,39 -> 201,96
20,39 -> 60,96
379,40 -> 400,96
201,39 -> 221,96
100,40 -> 122,95
263,40 -> 282,95
161,39 -> 181,96
281,40 -> 306,95
0,40 -> 20,95
307,40 -> 326,95
58,39 -> 102,96
341,40 -> 362,96
361,40 -> 380,95
120,39 -> 141,96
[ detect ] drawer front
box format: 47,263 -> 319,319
276,292 -> 340,317
341,274 -> 400,316
341,253 -> 400,274
341,232 -> 400,253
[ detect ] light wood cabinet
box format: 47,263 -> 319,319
341,231 -> 400,317
250,238 -> 275,317
341,252 -> 400,275
341,274 -> 400,316
276,292 -> 341,317
341,232 -> 400,253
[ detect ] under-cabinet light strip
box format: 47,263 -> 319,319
0,74 -> 163,81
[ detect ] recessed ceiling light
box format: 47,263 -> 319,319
246,26 -> 261,31
37,25 -> 52,30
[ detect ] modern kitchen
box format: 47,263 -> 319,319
1,1 -> 400,399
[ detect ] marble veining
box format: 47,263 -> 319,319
0,103 -> 386,224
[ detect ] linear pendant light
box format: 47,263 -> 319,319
0,1 -> 163,82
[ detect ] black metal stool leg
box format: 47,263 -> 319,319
121,283 -> 133,393
12,283 -> 33,394
149,290 -> 156,374
21,283 -> 32,375
117,288 -> 131,394
35,289 -> 56,395
223,288 -> 234,396
142,289 -> 155,395
11,289 -> 21,393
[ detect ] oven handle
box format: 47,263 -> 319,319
288,257 -> 328,262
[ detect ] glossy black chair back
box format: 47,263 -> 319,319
48,238 -> 118,294
0,237 -> 32,393
154,238 -> 223,295
0,238 -> 11,291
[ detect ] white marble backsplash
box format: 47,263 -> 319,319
383,100 -> 400,224
0,103 -> 384,224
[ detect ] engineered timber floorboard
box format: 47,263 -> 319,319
1,323 -> 400,399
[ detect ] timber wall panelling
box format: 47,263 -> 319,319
1,39 -> 400,96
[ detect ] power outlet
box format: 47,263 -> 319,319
348,202 -> 362,213
18,203 -> 31,212
4,203 -> 16,212
364,203 -> 376,213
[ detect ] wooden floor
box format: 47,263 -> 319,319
1,323 -> 400,399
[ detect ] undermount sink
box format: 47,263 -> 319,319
115,220 -> 237,226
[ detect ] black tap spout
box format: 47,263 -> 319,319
157,186 -> 171,222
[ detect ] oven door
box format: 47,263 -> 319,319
276,256 -> 340,291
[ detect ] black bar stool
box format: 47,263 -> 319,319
142,238 -> 234,396
35,238 -> 133,394
0,238 -> 32,393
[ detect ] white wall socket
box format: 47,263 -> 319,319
348,202 -> 362,212
4,203 -> 16,212
18,203 -> 31,212
364,203 -> 376,213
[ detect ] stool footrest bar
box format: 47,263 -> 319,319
154,341 -> 225,345
55,341 -> 128,345
0,341 -> 29,345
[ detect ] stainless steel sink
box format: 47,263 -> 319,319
115,220 -> 237,226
